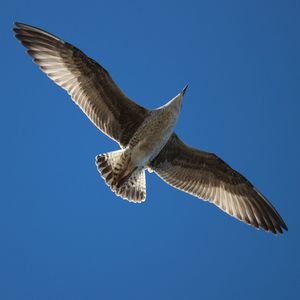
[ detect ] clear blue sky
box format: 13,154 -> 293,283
1,0 -> 299,299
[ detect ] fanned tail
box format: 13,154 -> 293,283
95,150 -> 146,203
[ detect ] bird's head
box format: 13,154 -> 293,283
170,84 -> 188,112
181,84 -> 189,97
158,84 -> 188,113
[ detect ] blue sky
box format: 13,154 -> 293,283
1,0 -> 299,299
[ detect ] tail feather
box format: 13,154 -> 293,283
116,169 -> 146,202
95,150 -> 146,203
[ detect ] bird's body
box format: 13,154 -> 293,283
96,92 -> 183,200
14,22 -> 288,234
128,94 -> 183,168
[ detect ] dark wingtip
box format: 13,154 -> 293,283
282,222 -> 288,232
13,22 -> 23,29
13,22 -> 26,36
276,216 -> 288,233
14,22 -> 29,28
13,22 -> 18,32
272,223 -> 288,235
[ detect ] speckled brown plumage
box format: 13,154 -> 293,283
14,22 -> 287,234
150,134 -> 287,233
14,22 -> 148,147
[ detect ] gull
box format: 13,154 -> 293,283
14,22 -> 288,234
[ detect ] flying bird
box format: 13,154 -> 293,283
14,22 -> 288,234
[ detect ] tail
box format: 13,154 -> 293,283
95,150 -> 146,203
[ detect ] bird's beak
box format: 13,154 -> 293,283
181,84 -> 189,96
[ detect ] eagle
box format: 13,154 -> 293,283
14,22 -> 287,234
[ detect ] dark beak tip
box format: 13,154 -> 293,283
182,84 -> 189,96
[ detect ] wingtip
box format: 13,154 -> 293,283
270,223 -> 288,235
274,216 -> 288,234
13,22 -> 19,32
282,222 -> 288,232
13,21 -> 24,28
13,22 -> 27,34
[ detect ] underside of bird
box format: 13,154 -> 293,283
14,22 -> 288,234
95,150 -> 146,202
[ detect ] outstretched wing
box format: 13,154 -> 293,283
14,22 -> 148,147
150,134 -> 287,234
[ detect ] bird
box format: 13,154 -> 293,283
14,22 -> 288,234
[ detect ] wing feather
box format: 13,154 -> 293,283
150,134 -> 287,234
14,22 -> 148,147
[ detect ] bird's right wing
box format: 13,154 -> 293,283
150,134 -> 287,234
14,22 -> 149,147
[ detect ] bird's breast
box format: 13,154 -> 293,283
129,109 -> 179,167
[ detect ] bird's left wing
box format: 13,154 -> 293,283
14,22 -> 149,147
150,134 -> 288,234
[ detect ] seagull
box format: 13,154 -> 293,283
14,22 -> 288,234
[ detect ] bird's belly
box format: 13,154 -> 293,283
129,111 -> 177,167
